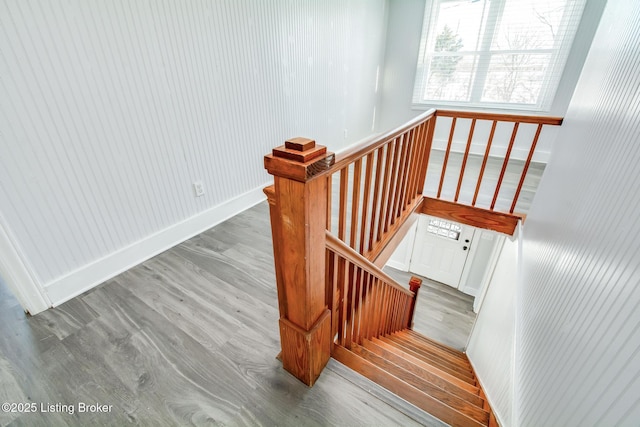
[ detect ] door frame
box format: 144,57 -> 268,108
409,214 -> 477,290
0,216 -> 50,315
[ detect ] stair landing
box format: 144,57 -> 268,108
332,329 -> 498,427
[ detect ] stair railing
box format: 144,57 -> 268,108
323,110 -> 436,262
326,232 -> 421,350
263,108 -> 563,386
428,110 -> 562,213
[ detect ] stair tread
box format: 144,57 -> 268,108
391,332 -> 472,369
400,330 -> 470,362
404,330 -> 469,359
333,344 -> 489,427
380,336 -> 476,383
361,339 -> 482,400
353,343 -> 485,409
389,333 -> 474,372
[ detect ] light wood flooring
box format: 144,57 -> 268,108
384,268 -> 476,351
0,202 -> 473,426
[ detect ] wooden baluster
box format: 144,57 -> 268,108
356,268 -> 365,344
473,120 -> 497,206
264,137 -> 335,386
350,160 -> 362,249
373,279 -> 382,338
383,285 -> 392,335
405,123 -> 424,207
438,117 -> 457,198
351,267 -> 361,346
407,276 -> 423,329
369,148 -> 385,252
326,175 -> 333,231
385,138 -> 403,231
359,153 -> 374,254
331,251 -> 340,348
338,168 -> 349,241
395,130 -> 413,218
338,257 -> 348,346
402,294 -> 410,329
417,117 -> 436,196
377,142 -> 395,241
363,272 -> 374,340
389,289 -> 399,333
345,263 -> 355,348
379,281 -> 388,336
455,118 -> 477,202
491,123 -> 520,210
511,124 -> 543,213
390,135 -> 409,225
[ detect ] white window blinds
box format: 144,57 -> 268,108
413,0 -> 587,111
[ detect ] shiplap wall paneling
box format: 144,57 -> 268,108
0,0 -> 387,308
467,231 -> 517,427
518,0 -> 640,425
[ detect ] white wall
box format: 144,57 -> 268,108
517,1 -> 640,425
0,0 -> 388,310
467,229 -> 518,427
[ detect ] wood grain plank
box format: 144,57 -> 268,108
351,344 -> 488,423
332,345 -> 486,427
360,339 -> 483,404
383,335 -> 477,381
421,197 -> 520,235
368,337 -> 480,393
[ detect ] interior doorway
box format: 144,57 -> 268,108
387,214 -> 505,304
410,216 -> 474,288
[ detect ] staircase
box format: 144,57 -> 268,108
333,329 -> 497,427
263,109 -> 562,425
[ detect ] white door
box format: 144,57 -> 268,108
409,216 -> 475,288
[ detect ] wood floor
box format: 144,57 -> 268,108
0,202 -> 473,426
384,268 -> 476,351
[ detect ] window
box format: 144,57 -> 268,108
413,0 -> 587,111
427,219 -> 462,240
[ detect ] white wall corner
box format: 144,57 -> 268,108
0,218 -> 51,315
43,185 -> 267,307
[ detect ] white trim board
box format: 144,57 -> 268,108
44,185 -> 267,307
0,217 -> 51,315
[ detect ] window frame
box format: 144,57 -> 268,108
412,0 -> 588,113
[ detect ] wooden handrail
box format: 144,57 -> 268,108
326,231 -> 413,297
436,109 -> 563,125
327,232 -> 417,350
323,109 -> 436,176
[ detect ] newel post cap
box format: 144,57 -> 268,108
264,137 -> 335,182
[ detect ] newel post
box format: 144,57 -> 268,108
407,276 -> 423,329
263,137 -> 335,386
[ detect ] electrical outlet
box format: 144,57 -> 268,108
193,181 -> 205,197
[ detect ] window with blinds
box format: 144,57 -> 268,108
413,0 -> 587,111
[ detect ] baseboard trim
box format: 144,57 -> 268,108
44,186 -> 267,307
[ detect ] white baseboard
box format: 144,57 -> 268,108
44,186 -> 267,307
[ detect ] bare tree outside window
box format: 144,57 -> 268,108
414,0 -> 586,110
427,25 -> 464,99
